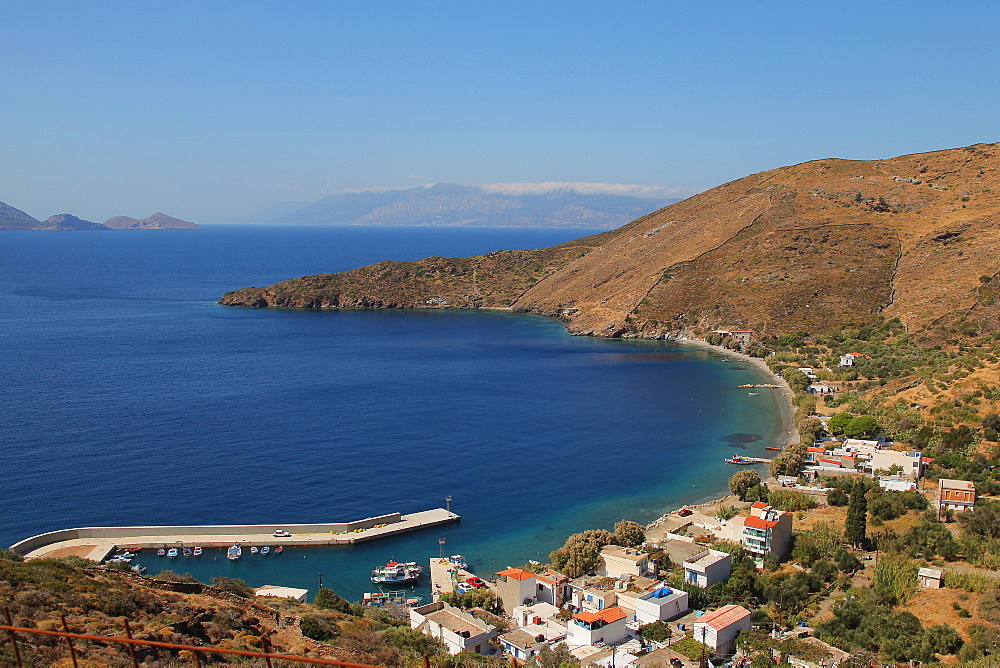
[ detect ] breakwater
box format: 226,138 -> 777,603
9,508 -> 460,562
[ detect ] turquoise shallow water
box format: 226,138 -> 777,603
1,225 -> 782,601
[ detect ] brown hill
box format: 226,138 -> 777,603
220,143 -> 1000,339
104,212 -> 201,229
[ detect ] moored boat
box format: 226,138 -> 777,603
725,455 -> 756,465
371,561 -> 423,585
182,547 -> 193,557
274,545 -> 283,554
261,546 -> 270,555
250,546 -> 259,554
363,591 -> 424,607
157,548 -> 166,557
167,548 -> 179,558
193,546 -> 203,557
227,543 -> 242,561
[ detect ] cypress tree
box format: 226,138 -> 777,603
845,480 -> 868,547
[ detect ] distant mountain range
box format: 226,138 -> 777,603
273,183 -> 678,228
0,201 -> 200,230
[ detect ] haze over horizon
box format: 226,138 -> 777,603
2,1 -> 997,223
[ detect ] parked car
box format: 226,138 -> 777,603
677,508 -> 693,517
465,576 -> 486,589
272,530 -> 292,537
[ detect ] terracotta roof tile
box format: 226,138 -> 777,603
574,607 -> 627,624
497,568 -> 535,581
697,605 -> 751,630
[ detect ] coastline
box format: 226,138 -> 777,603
643,337 -> 799,530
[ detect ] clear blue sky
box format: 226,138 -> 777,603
2,1 -> 998,222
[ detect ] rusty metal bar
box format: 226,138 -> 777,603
60,614 -> 79,668
123,619 -> 140,668
262,634 -> 274,668
2,608 -> 23,668
0,622 -> 375,666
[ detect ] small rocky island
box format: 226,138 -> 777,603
0,201 -> 201,230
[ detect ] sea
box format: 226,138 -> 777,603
0,225 -> 784,602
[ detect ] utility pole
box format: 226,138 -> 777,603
318,573 -> 323,591
439,537 -> 446,560
446,495 -> 452,512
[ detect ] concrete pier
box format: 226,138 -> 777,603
10,508 -> 460,562
428,556 -> 475,601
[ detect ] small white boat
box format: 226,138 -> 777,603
157,548 -> 165,557
261,546 -> 270,555
167,548 -> 179,558
371,561 -> 423,584
192,546 -> 203,557
227,543 -> 242,561
250,546 -> 259,554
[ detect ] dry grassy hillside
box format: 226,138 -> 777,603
222,144 -> 1000,339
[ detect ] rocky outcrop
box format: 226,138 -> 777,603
221,143 -> 1000,339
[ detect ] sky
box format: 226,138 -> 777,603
2,1 -> 998,223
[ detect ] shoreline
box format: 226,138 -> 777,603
643,337 -> 799,530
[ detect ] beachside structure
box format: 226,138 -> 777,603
740,503 -> 793,565
598,545 -> 651,579
918,567 -> 944,589
692,604 -> 752,656
252,585 -> 308,603
409,601 -> 497,655
938,479 -> 976,519
567,607 -> 628,647
682,549 -> 732,588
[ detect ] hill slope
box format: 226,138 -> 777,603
221,144 -> 1000,339
40,213 -> 109,230
274,183 -> 675,228
0,201 -> 43,229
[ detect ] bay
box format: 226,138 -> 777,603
0,225 -> 782,601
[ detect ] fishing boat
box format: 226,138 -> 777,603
765,446 -> 783,451
362,591 -> 424,607
449,555 -> 467,568
274,545 -> 283,554
725,455 -> 756,465
192,546 -> 203,557
132,564 -> 147,574
167,548 -> 179,558
182,547 -> 193,557
157,548 -> 165,557
227,543 -> 242,561
371,561 -> 423,585
250,546 -> 259,554
261,546 -> 270,555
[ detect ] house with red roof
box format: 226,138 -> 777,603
740,503 -> 793,566
495,567 -> 539,614
567,606 -> 628,647
692,604 -> 751,655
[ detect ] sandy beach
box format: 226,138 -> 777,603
644,337 -> 800,530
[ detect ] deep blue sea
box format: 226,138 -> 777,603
1,225 -> 783,601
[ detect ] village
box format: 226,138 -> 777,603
375,327 -> 997,667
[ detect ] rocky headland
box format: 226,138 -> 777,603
220,143 -> 1000,342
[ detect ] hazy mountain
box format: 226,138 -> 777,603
103,212 -> 201,229
0,201 -> 44,229
274,184 -> 676,228
41,214 -> 109,231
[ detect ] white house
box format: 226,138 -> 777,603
631,585 -> 689,624
569,577 -> 618,614
599,545 -> 651,579
567,607 -> 628,647
409,601 -> 497,655
740,503 -> 793,565
498,629 -> 547,660
938,479 -> 976,519
495,567 -> 539,613
682,549 -> 732,588
879,477 -> 917,492
692,605 -> 752,655
918,567 -> 943,589
513,601 -> 561,628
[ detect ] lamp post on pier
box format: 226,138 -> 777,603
446,495 -> 452,512
439,537 -> 446,560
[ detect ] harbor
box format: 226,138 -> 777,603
8,508 -> 460,563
